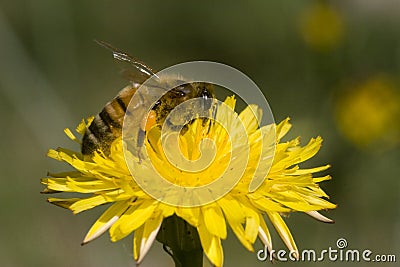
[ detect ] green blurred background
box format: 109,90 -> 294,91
0,0 -> 399,266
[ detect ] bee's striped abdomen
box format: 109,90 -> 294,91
81,85 -> 137,155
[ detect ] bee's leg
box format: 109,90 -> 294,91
137,128 -> 146,163
137,110 -> 157,163
137,128 -> 146,147
206,103 -> 217,134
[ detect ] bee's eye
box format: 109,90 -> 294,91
153,100 -> 161,108
175,84 -> 192,97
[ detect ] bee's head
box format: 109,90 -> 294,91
198,83 -> 214,99
166,82 -> 213,103
173,82 -> 197,101
195,82 -> 214,110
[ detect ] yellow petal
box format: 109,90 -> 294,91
293,137 -> 323,164
109,200 -> 143,241
64,128 -> 81,144
223,95 -> 236,109
133,224 -> 144,261
313,175 -> 332,183
176,206 -> 200,227
292,164 -> 330,175
238,104 -> 262,134
298,193 -> 337,209
267,211 -> 298,259
250,196 -> 291,213
306,211 -> 334,223
42,178 -> 72,192
276,117 -> 292,141
66,176 -> 119,193
46,170 -> 82,178
69,195 -> 108,214
111,200 -> 157,242
241,201 -> 260,243
274,191 -> 325,211
47,197 -> 80,209
202,204 -> 227,239
159,203 -> 175,218
197,216 -> 224,267
136,212 -> 163,263
82,200 -> 131,244
258,215 -> 272,252
218,197 -> 253,251
76,117 -> 94,135
217,196 -> 244,223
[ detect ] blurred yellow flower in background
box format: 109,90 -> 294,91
335,75 -> 400,149
299,1 -> 344,51
42,97 -> 336,266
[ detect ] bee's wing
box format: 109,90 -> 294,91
95,40 -> 160,84
120,69 -> 151,85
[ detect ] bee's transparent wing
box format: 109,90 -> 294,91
95,40 -> 160,84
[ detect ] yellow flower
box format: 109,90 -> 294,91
43,96 -> 336,267
335,75 -> 400,149
299,2 -> 344,51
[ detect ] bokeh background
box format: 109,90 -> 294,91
0,0 -> 399,266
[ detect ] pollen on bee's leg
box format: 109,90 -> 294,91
143,110 -> 157,132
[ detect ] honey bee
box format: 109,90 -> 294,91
81,41 -> 214,156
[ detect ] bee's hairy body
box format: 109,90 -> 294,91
81,84 -> 138,155
81,77 -> 214,156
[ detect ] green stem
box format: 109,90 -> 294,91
157,215 -> 203,267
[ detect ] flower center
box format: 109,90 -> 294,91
145,119 -> 232,187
